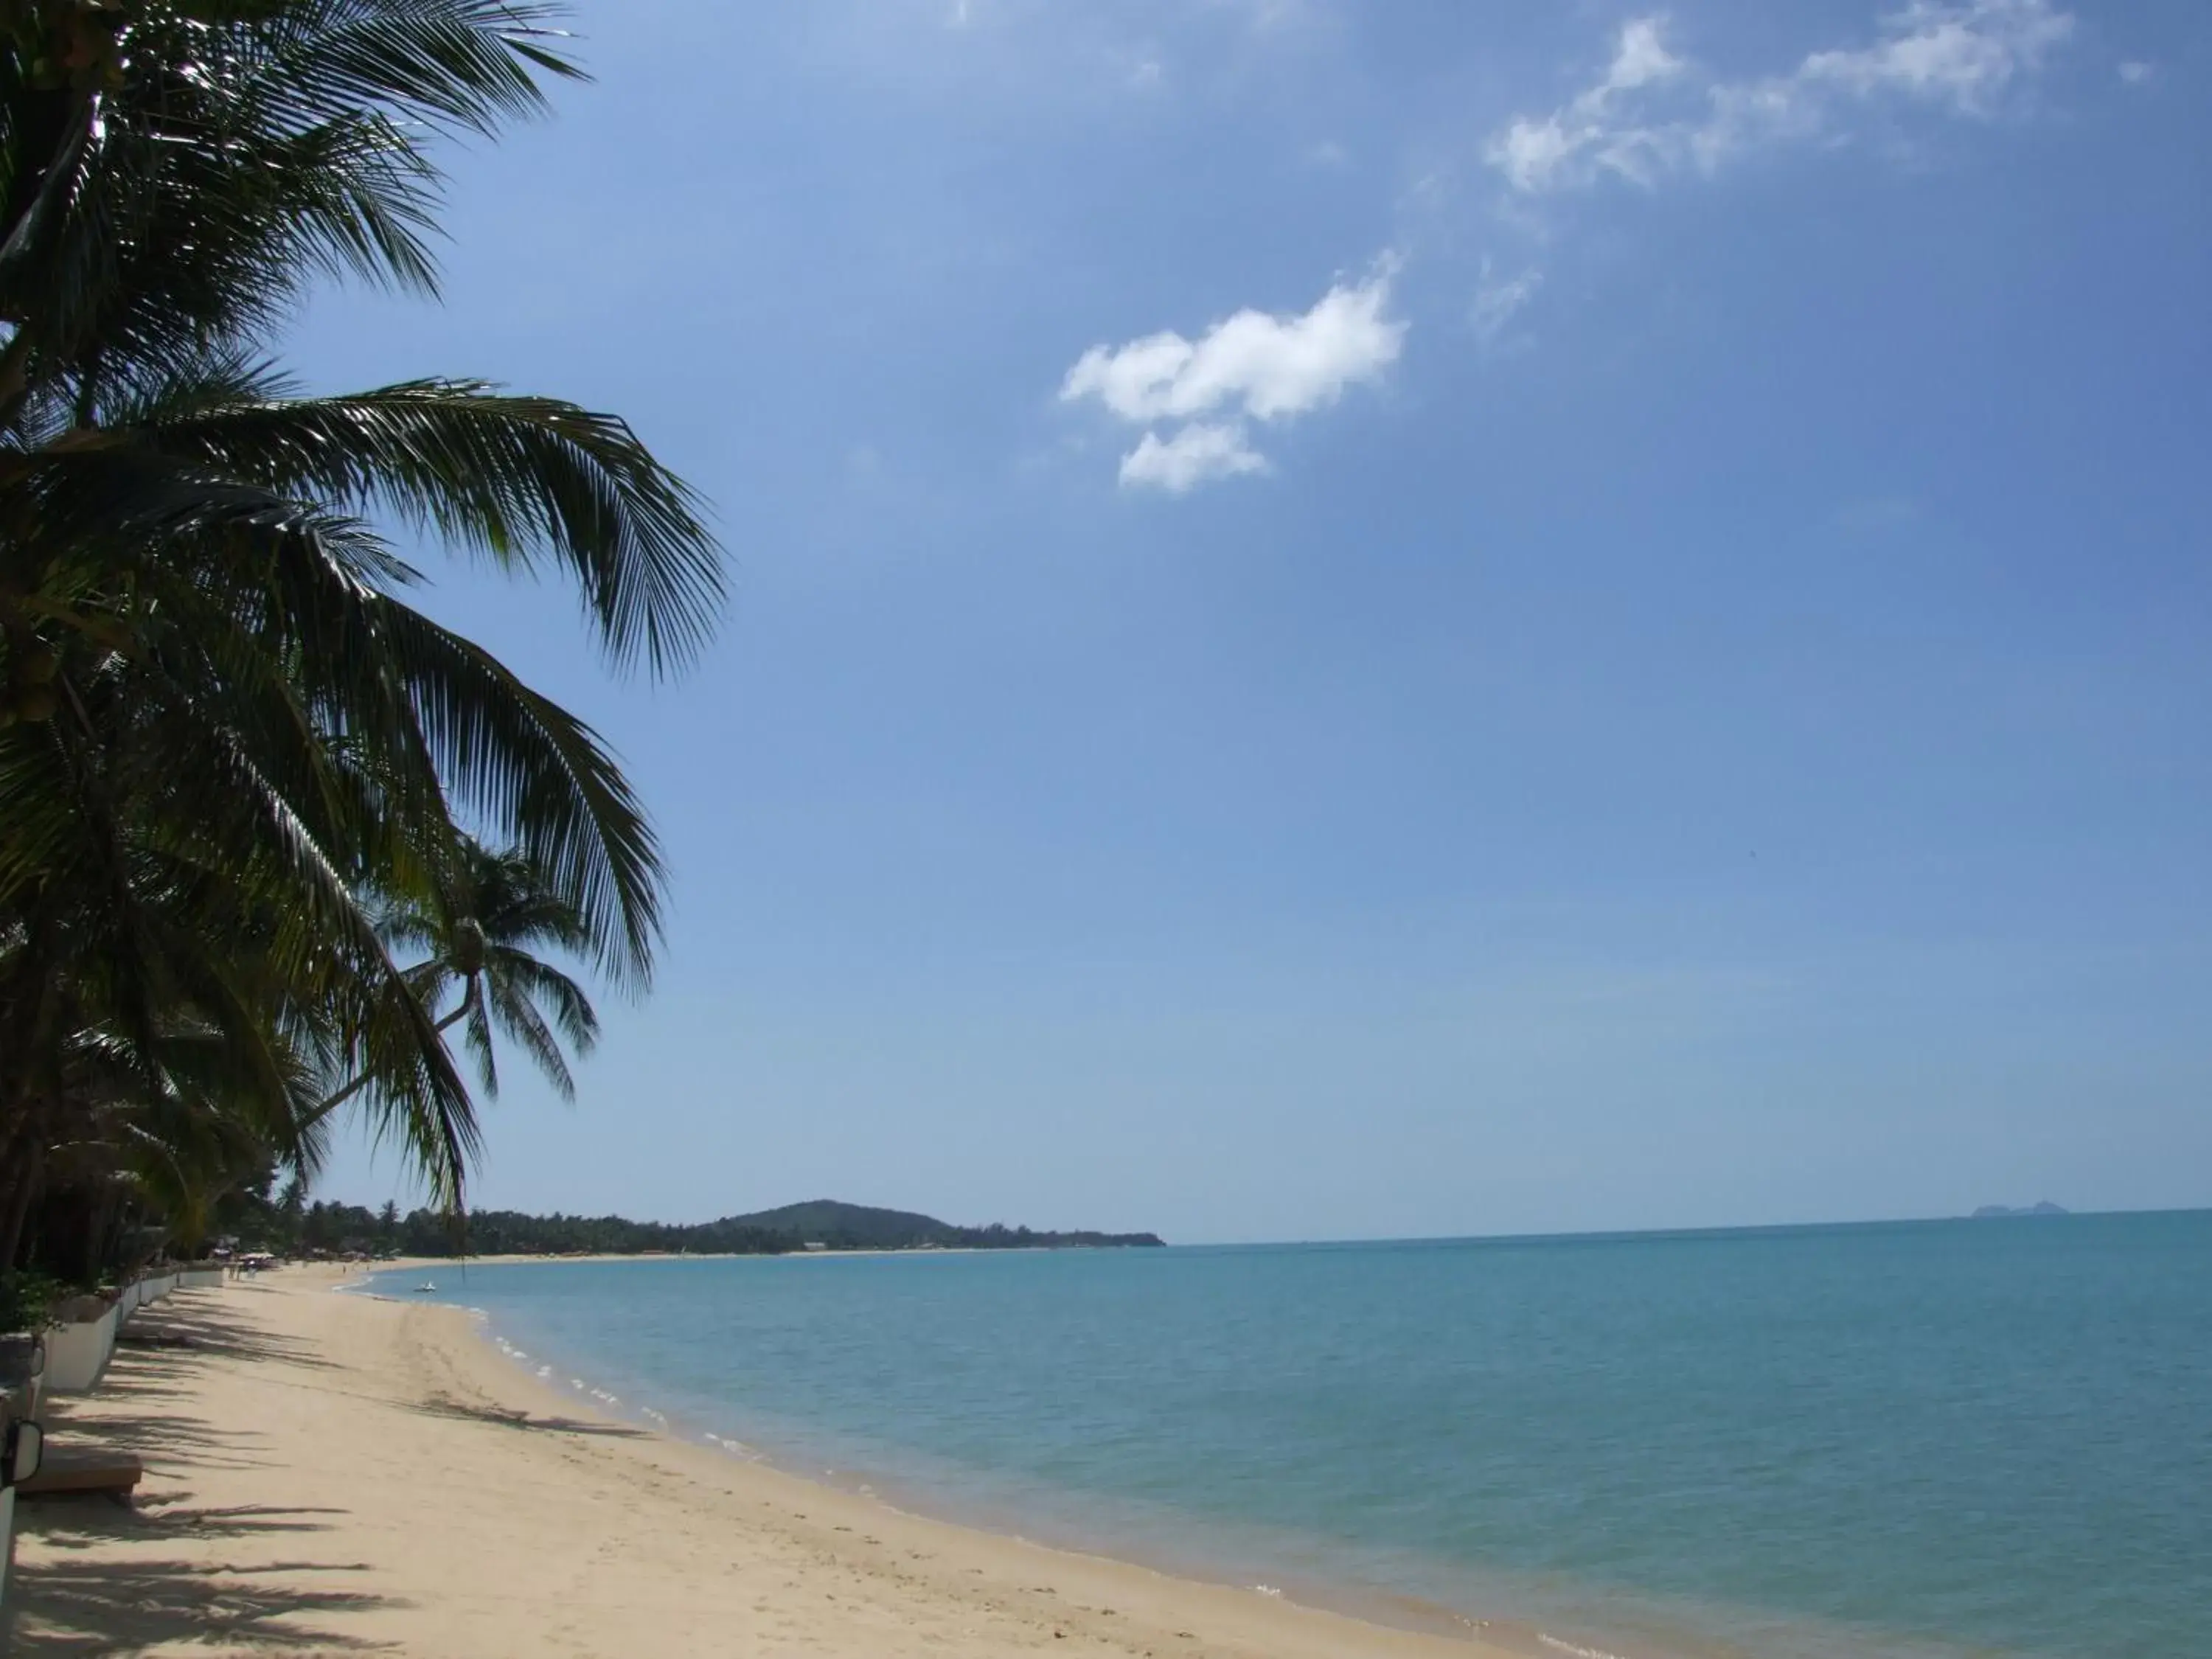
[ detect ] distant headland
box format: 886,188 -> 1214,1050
1970,1201 -> 2070,1219
278,1197 -> 1166,1259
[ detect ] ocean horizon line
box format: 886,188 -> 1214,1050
1209,1201 -> 2207,1251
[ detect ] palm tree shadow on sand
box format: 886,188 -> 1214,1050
7,1298 -> 394,1650
7,1540 -> 403,1653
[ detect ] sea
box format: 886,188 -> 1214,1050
375,1210 -> 2209,1659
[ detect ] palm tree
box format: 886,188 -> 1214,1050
390,841 -> 603,1104
0,850 -> 341,1266
303,838 -> 601,1133
0,2 -> 723,1267
0,378 -> 679,1215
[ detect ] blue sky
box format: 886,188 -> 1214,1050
305,0 -> 2211,1242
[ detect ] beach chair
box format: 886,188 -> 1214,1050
15,1443 -> 142,1504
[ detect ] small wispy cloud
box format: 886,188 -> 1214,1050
1470,262 -> 1544,349
1489,0 -> 2075,195
922,0 -> 1327,94
1119,422 -> 1270,492
2117,60 -> 2154,86
1205,0 -> 1321,34
1489,18 -> 1686,193
1061,264 -> 1405,493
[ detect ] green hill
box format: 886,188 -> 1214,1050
721,1200 -> 955,1248
721,1199 -> 1164,1252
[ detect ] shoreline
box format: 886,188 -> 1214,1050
9,1269 -> 1533,1656
390,1275 -> 1554,1653
430,1284 -> 1537,1652
364,1266 -> 1824,1659
353,1265 -> 1909,1659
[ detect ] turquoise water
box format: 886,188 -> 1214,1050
381,1211 -> 2209,1658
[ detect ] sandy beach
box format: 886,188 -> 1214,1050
5,1273 -> 1519,1657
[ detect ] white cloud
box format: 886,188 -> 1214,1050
1489,1 -> 2075,195
1608,15 -> 1687,91
2117,60 -> 2153,86
1118,422 -> 1270,493
1796,0 -> 2071,107
1061,265 -> 1405,490
1488,18 -> 1686,192
1062,269 -> 1403,423
1471,262 -> 1543,347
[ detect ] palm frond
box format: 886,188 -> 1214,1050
493,948 -> 597,1053
486,970 -> 574,1099
136,378 -> 724,675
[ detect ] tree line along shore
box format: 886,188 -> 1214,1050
248,1197 -> 1166,1262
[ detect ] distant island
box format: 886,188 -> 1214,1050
1970,1201 -> 2070,1219
265,1197 -> 1166,1259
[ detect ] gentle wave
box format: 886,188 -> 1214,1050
1540,1635 -> 1635,1659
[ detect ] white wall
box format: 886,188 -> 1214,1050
40,1267 -> 225,1399
41,1305 -> 119,1394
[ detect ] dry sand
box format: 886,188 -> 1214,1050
6,1271 -> 1523,1657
